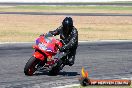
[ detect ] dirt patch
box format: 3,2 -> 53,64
0,14 -> 132,42
1,6 -> 132,13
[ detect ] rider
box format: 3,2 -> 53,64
48,17 -> 78,66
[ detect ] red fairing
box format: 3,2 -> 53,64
32,45 -> 38,49
33,51 -> 45,61
32,35 -> 62,61
52,38 -> 63,47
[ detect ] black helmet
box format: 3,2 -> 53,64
62,17 -> 73,29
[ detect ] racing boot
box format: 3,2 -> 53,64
68,55 -> 75,66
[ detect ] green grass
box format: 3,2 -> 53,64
14,5 -> 132,11
0,5 -> 132,13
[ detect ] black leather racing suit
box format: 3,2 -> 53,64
49,25 -> 78,64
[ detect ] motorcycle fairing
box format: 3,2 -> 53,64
33,51 -> 45,61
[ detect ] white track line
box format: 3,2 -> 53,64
52,84 -> 80,88
121,77 -> 132,80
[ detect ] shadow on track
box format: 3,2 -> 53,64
34,71 -> 80,76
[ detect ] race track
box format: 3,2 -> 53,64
0,12 -> 132,16
0,42 -> 132,88
0,2 -> 132,16
0,2 -> 132,6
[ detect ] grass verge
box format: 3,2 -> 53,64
14,6 -> 132,10
0,5 -> 132,13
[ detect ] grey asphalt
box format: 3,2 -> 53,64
0,2 -> 132,6
0,2 -> 132,16
0,42 -> 132,88
0,12 -> 132,16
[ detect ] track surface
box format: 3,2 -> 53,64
0,2 -> 132,16
0,12 -> 132,16
0,2 -> 132,6
0,42 -> 132,88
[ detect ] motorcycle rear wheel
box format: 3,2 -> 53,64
24,56 -> 40,76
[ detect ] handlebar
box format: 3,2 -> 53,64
45,32 -> 53,37
39,32 -> 67,51
40,32 -> 53,37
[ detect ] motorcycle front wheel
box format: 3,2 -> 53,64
24,56 -> 40,76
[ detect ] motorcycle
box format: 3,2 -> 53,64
24,33 -> 68,76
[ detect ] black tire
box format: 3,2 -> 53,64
24,56 -> 39,76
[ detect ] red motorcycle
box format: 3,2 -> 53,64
24,33 -> 68,76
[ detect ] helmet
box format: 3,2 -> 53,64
62,17 -> 73,31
